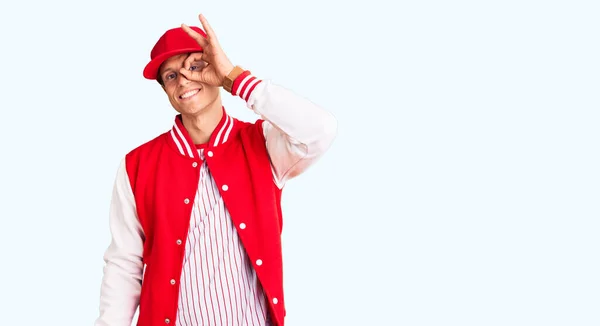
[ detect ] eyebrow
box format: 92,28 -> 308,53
160,67 -> 176,76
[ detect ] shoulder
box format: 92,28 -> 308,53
223,115 -> 266,142
126,132 -> 168,159
235,116 -> 266,134
123,130 -> 170,175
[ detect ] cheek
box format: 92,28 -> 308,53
165,87 -> 178,102
164,89 -> 179,108
204,86 -> 220,98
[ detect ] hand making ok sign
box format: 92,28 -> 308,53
179,14 -> 235,88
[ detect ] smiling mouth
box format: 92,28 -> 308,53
179,88 -> 201,99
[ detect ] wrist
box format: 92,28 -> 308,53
222,65 -> 245,93
230,70 -> 263,102
222,64 -> 235,81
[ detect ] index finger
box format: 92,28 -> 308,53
197,14 -> 221,46
181,23 -> 208,48
183,52 -> 204,70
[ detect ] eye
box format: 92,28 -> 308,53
189,62 -> 206,71
165,72 -> 177,81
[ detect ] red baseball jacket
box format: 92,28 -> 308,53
95,74 -> 338,326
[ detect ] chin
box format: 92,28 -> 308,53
177,101 -> 211,116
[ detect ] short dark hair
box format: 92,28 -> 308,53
156,62 -> 165,86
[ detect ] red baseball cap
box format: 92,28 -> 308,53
143,26 -> 207,80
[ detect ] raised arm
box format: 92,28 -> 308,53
178,15 -> 338,187
233,73 -> 338,187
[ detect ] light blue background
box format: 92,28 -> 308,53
0,0 -> 598,325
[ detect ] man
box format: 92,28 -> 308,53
95,14 -> 337,326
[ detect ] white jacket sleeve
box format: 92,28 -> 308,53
239,76 -> 338,188
95,158 -> 144,326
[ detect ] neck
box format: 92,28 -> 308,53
181,96 -> 224,145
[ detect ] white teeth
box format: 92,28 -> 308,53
180,89 -> 200,99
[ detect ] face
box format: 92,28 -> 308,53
158,53 -> 220,116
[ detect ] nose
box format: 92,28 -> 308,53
177,71 -> 191,86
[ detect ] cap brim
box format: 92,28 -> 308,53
143,47 -> 203,80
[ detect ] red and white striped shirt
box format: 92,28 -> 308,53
175,145 -> 271,326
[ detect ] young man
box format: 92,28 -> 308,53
95,14 -> 337,326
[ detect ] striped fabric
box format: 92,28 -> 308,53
168,92 -> 272,325
234,72 -> 262,102
175,147 -> 271,326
